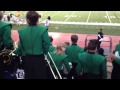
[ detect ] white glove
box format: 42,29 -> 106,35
115,51 -> 120,59
99,38 -> 103,41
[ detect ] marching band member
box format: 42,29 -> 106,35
76,39 -> 107,79
65,35 -> 84,79
48,43 -> 71,79
114,41 -> 120,59
97,29 -> 104,50
0,11 -> 14,79
14,11 -> 50,79
111,42 -> 120,79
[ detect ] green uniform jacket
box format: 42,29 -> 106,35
65,44 -> 84,63
14,26 -> 50,55
49,44 -> 55,52
114,58 -> 120,65
76,52 -> 107,79
114,44 -> 120,65
0,21 -> 13,49
48,52 -> 71,72
115,44 -> 120,52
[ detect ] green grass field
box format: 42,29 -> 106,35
5,11 -> 120,36
12,24 -> 120,36
5,11 -> 120,23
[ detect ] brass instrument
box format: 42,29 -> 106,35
0,49 -> 12,65
46,52 -> 62,79
0,42 -> 18,65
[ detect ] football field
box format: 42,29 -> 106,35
5,11 -> 120,36
6,11 -> 120,23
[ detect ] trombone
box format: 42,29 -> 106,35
45,52 -> 62,79
2,42 -> 18,65
10,42 -> 62,79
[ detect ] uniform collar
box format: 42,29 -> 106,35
72,43 -> 77,45
88,51 -> 95,54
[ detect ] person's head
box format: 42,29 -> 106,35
97,48 -> 104,56
87,39 -> 98,51
0,11 -> 3,21
107,54 -> 116,62
64,42 -> 70,46
26,11 -> 40,26
49,36 -> 53,44
47,16 -> 51,20
71,35 -> 78,44
38,14 -> 41,18
10,14 -> 13,17
54,43 -> 67,55
100,29 -> 102,32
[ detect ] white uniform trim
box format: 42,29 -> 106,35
115,51 -> 120,59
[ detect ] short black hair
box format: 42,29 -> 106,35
47,16 -> 51,20
71,35 -> 78,43
87,39 -> 98,50
38,14 -> 41,18
49,36 -> 53,43
26,11 -> 40,26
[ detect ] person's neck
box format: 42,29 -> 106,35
72,43 -> 77,45
88,50 -> 96,53
88,50 -> 96,54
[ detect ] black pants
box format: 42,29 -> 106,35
111,62 -> 120,79
97,41 -> 101,50
0,56 -> 5,79
67,62 -> 78,79
24,54 -> 48,79
81,73 -> 102,79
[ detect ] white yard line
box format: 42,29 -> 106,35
41,11 -> 48,16
106,11 -> 112,23
64,11 -> 76,22
51,11 -> 62,18
86,11 -> 91,22
10,21 -> 120,26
